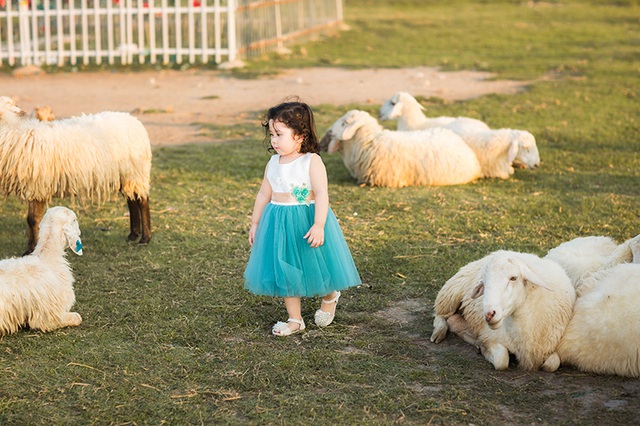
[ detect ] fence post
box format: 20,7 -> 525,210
19,0 -> 31,66
227,0 -> 237,63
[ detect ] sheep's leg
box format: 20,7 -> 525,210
446,313 -> 480,347
138,196 -> 152,245
63,312 -> 83,327
127,198 -> 142,241
480,343 -> 510,370
29,312 -> 82,332
542,352 -> 560,372
24,200 -> 45,256
431,316 -> 449,343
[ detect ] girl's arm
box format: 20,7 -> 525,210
249,164 -> 273,245
304,154 -> 329,248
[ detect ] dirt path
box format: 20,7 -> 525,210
2,67 -> 528,146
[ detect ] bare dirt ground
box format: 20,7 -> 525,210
1,67 -> 528,146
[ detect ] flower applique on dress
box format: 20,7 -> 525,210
291,184 -> 311,204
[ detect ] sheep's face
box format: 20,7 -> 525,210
474,256 -> 531,329
512,131 -> 540,169
0,96 -> 26,122
43,206 -> 83,256
379,93 -> 403,121
321,110 -> 369,154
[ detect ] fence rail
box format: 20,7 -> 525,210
0,0 -> 342,67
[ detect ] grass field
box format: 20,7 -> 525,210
1,0 -> 640,424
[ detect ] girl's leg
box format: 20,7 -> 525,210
314,291 -> 341,328
283,297 -> 303,331
319,291 -> 339,316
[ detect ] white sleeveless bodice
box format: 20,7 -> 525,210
266,153 -> 315,205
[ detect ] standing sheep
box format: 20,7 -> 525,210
557,263 -> 640,378
319,110 -> 483,188
431,250 -> 576,372
0,96 -> 152,254
0,206 -> 84,335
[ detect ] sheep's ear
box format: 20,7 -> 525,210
471,282 -> 485,299
341,119 -> 361,141
507,138 -> 519,164
327,138 -> 341,154
63,224 -> 83,256
521,263 -> 553,291
631,242 -> 640,264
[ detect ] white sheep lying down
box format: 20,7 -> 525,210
461,129 -> 540,179
379,91 -> 490,134
319,110 -> 482,188
557,263 -> 640,378
544,234 -> 640,286
0,96 -> 152,254
0,206 -> 83,335
432,234 -> 640,376
379,91 -> 540,178
431,250 -> 575,372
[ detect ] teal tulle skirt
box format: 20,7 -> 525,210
244,203 -> 361,297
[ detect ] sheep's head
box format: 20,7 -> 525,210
510,130 -> 540,169
472,252 -> 552,329
319,110 -> 372,154
41,206 -> 83,256
378,91 -> 423,121
34,105 -> 55,122
0,96 -> 27,122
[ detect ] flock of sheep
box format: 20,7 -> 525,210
0,93 -> 637,379
319,91 -> 540,186
431,235 -> 640,378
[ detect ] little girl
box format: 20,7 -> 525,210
244,100 -> 362,336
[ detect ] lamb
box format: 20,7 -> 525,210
544,234 -> 640,286
557,263 -> 640,378
460,129 -> 540,179
319,109 -> 483,188
431,250 -> 575,372
379,91 -> 490,134
379,92 -> 540,178
0,206 -> 84,335
0,96 -> 152,254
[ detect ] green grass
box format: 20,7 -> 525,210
2,0 -> 640,424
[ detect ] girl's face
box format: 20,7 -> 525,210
269,119 -> 303,157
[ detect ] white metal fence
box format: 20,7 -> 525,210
0,0 -> 343,67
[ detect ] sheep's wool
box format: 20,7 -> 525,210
0,109 -> 151,202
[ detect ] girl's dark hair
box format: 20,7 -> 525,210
262,99 -> 319,154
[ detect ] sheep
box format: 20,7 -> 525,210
319,109 -> 483,188
0,206 -> 83,335
31,105 -> 55,122
0,96 -> 152,255
460,129 -> 540,179
556,263 -> 640,378
544,234 -> 640,286
379,92 -> 541,178
379,91 -> 490,134
431,250 -> 575,372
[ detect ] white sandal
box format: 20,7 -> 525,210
272,318 -> 306,336
314,291 -> 341,328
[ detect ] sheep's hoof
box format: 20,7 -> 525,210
138,236 -> 151,245
127,232 -> 140,242
65,312 -> 83,327
430,316 -> 449,343
542,353 -> 560,372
